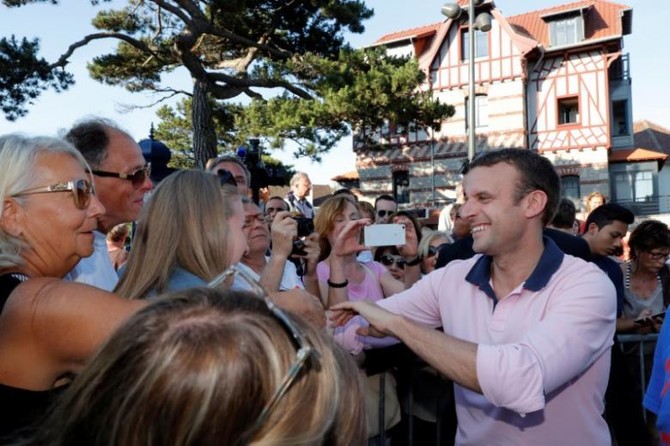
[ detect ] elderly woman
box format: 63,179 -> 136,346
0,134 -> 146,439
25,288 -> 366,445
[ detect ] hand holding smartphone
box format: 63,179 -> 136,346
363,224 -> 406,247
634,310 -> 666,327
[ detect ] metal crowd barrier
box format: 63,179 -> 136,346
617,333 -> 659,423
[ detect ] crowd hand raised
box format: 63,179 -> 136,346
270,289 -> 326,329
330,300 -> 396,338
271,211 -> 298,257
333,218 -> 370,257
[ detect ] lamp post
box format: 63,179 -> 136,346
442,0 -> 492,160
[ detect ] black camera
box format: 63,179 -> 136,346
292,217 -> 314,237
290,217 -> 314,256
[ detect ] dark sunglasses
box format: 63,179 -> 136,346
216,168 -> 238,188
380,254 -> 406,269
92,164 -> 151,188
377,210 -> 394,218
16,179 -> 95,210
208,265 -> 319,430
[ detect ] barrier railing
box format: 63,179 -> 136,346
617,333 -> 659,423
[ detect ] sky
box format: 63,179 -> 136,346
1,0 -> 668,185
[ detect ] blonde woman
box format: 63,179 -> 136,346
115,170 -> 324,327
418,230 -> 453,275
115,170 -> 247,298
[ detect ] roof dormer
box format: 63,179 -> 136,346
541,5 -> 590,48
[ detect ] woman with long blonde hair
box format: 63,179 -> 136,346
115,170 -> 247,299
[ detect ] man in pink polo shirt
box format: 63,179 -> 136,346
332,149 -> 616,444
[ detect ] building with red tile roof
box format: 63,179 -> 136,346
352,1 -> 670,216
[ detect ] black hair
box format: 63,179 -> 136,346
627,219 -> 670,259
551,198 -> 577,230
467,148 -> 561,226
584,202 -> 634,230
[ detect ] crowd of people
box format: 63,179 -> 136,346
3,119 -> 670,445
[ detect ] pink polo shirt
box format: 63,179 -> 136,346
375,239 -> 616,445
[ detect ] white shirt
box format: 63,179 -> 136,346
65,231 -> 119,291
233,257 -> 304,291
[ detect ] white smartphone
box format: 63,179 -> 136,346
364,224 -> 406,247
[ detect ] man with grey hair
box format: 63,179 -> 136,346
64,118 -> 153,290
206,154 -> 251,197
285,172 -> 313,218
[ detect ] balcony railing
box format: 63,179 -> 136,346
609,53 -> 630,81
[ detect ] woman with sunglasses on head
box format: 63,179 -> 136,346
0,134 -> 148,440
22,288 -> 367,446
418,230 -> 453,275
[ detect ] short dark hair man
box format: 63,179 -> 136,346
64,118 -> 153,290
332,149 -> 615,443
374,194 -> 397,224
549,198 -> 577,234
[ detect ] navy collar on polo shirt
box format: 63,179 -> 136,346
465,236 -> 565,302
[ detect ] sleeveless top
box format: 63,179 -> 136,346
622,263 -> 665,320
0,273 -> 63,442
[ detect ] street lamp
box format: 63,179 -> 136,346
442,0 -> 492,160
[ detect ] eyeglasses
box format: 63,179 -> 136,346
92,164 -> 151,188
427,245 -> 440,258
15,179 -> 95,210
380,254 -> 406,269
216,168 -> 238,188
207,265 -> 318,430
647,251 -> 670,261
377,210 -> 394,218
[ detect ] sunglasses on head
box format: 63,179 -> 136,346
16,179 -> 95,210
380,254 -> 406,269
92,164 -> 151,188
216,168 -> 238,188
377,210 -> 394,218
208,265 -> 319,431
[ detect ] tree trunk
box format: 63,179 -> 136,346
191,78 -> 218,169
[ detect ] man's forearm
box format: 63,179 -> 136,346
260,255 -> 287,292
393,315 -> 481,393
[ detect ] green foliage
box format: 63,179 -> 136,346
0,0 -> 454,167
0,36 -> 73,120
154,96 -> 294,177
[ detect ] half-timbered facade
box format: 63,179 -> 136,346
355,0 -> 638,213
